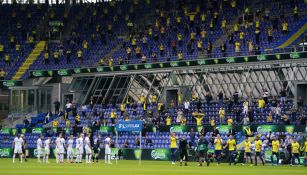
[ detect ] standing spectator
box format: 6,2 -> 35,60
233,91 -> 239,105
270,96 -> 278,113
176,109 -> 184,124
218,91 -> 224,105
248,108 -> 254,123
280,88 -> 287,104
297,96 -> 304,112
219,107 -> 225,124
258,98 -> 265,111
205,92 -> 212,106
243,100 -> 249,115
263,89 -> 270,104
243,115 -> 250,125
53,98 -> 60,114
183,100 -> 190,115
65,101 -> 73,113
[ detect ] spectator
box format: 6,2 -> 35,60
205,92 -> 212,106
267,112 -> 273,124
23,117 -> 30,127
210,117 -> 216,127
176,109 -> 183,124
44,51 -> 49,64
65,101 -> 73,113
247,108 -> 254,123
233,91 -> 239,105
282,20 -> 288,34
297,96 -> 304,112
227,117 -> 233,126
244,126 -> 253,137
281,113 -> 290,125
243,100 -> 249,115
65,119 -> 70,128
110,109 -> 117,126
258,98 -> 265,110
280,88 -> 287,103
52,119 -> 59,128
243,116 -> 250,125
45,111 -> 52,124
192,110 -> 204,126
166,115 -> 172,126
183,100 -> 190,115
124,140 -> 129,148
271,96 -> 278,113
53,99 -> 60,114
134,138 -> 140,147
213,127 -> 220,137
218,107 -> 225,124
218,91 -> 223,104
145,136 -> 153,146
298,113 -> 306,125
0,69 -> 6,80
263,89 -> 270,104
178,92 -> 183,105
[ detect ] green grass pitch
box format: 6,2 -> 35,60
0,158 -> 305,175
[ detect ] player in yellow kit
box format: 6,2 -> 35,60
170,132 -> 177,165
254,136 -> 265,166
271,136 -> 280,165
214,134 -> 223,165
304,137 -> 307,166
291,138 -> 300,165
243,137 -> 253,165
224,135 -> 236,165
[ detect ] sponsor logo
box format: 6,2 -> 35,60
151,149 -> 167,160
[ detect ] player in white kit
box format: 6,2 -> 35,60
67,135 -> 74,163
75,133 -> 84,163
12,134 -> 24,163
43,137 -> 51,163
104,134 -> 112,164
36,135 -> 43,162
55,134 -> 66,163
85,133 -> 92,164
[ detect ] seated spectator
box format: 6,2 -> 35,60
181,116 -> 187,126
23,117 -> 30,127
267,112 -> 273,124
281,113 -> 290,124
134,138 -> 140,146
45,111 -> 52,124
210,117 -> 215,127
65,119 -> 70,128
243,115 -> 250,125
145,136 -> 153,146
52,120 -> 59,128
124,140 -> 129,148
0,69 -> 6,80
227,117 -> 233,126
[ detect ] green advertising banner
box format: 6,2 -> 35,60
100,126 -> 113,133
256,125 -> 277,133
0,128 -> 11,134
0,148 -> 12,157
150,149 -> 170,160
216,125 -> 231,133
284,125 -> 295,133
170,125 -> 188,133
32,128 -> 44,134
11,129 -> 17,136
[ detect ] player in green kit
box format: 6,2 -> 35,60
196,135 -> 210,167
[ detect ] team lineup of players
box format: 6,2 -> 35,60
12,132 -> 306,165
170,133 -> 306,166
12,133 -> 113,164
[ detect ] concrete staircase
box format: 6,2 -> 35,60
12,41 -> 46,80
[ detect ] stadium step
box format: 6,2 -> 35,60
278,23 -> 307,48
12,41 -> 46,80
